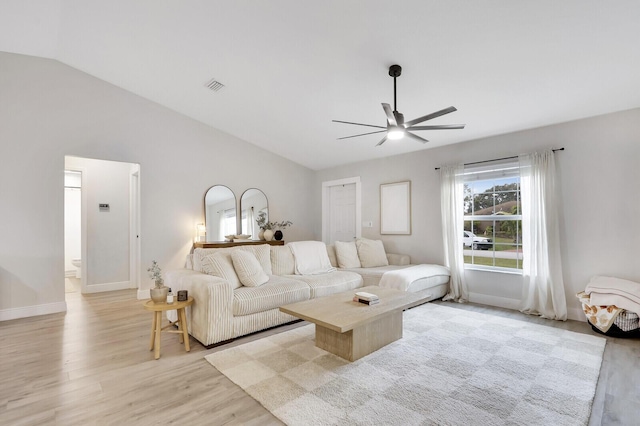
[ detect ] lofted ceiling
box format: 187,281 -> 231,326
2,1 -> 640,170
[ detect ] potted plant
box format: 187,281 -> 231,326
269,220 -> 293,241
256,211 -> 270,240
148,260 -> 168,303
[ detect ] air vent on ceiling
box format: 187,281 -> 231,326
204,78 -> 225,92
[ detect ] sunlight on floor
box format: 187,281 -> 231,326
65,277 -> 81,293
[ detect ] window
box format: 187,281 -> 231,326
463,161 -> 523,271
222,208 -> 237,237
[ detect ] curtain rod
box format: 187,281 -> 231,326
434,147 -> 564,171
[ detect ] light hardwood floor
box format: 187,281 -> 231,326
0,289 -> 638,425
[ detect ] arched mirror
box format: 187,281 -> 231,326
240,188 -> 268,240
204,185 -> 237,241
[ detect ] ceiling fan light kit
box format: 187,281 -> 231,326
387,128 -> 405,140
333,64 -> 465,146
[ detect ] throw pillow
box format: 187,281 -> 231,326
334,240 -> 361,268
234,244 -> 273,275
356,238 -> 389,268
231,250 -> 269,287
201,252 -> 242,289
270,245 -> 296,275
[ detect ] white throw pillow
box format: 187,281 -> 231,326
231,250 -> 269,287
334,241 -> 361,268
270,245 -> 296,275
234,244 -> 273,275
201,252 -> 242,289
356,238 -> 389,268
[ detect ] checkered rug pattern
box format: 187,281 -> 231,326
205,303 -> 605,426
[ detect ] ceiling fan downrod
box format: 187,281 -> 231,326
389,64 -> 402,114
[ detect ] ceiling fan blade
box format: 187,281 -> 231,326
337,130 -> 387,140
408,124 -> 466,130
406,132 -> 429,144
332,120 -> 386,129
376,135 -> 388,147
381,103 -> 397,126
404,106 -> 457,127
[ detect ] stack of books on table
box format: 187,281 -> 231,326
353,291 -> 380,305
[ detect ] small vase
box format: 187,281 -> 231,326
263,229 -> 274,241
274,230 -> 283,241
150,286 -> 168,304
258,229 -> 265,241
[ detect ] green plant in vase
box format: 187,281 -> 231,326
147,260 -> 168,303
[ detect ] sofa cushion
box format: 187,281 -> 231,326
193,245 -> 273,275
201,252 -> 242,289
284,270 -> 363,299
335,240 -> 361,268
232,250 -> 269,287
233,275 -> 310,316
271,245 -> 295,275
326,244 -> 338,268
356,238 -> 389,268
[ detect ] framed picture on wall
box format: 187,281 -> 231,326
380,181 -> 411,235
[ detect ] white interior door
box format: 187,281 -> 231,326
322,177 -> 361,244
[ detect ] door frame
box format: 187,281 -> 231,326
321,176 -> 362,244
64,166 -> 88,294
129,165 -> 141,292
64,157 -> 141,296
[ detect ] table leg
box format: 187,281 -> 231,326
176,309 -> 184,344
154,311 -> 162,360
179,308 -> 190,352
149,310 -> 157,351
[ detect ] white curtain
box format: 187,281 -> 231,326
246,207 -> 255,238
519,150 -> 567,320
440,164 -> 468,302
218,211 -> 226,241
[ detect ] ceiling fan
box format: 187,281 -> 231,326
333,64 -> 465,146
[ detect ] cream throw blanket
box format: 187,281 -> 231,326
585,275 -> 640,315
289,241 -> 336,275
378,264 -> 449,292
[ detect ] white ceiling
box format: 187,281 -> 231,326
2,1 -> 640,170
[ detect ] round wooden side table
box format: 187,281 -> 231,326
143,296 -> 193,360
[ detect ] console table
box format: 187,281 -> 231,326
193,240 -> 284,249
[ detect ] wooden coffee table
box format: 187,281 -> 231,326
279,286 -> 430,361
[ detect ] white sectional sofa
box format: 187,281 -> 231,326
165,240 -> 450,347
326,243 -> 450,297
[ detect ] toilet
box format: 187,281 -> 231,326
71,258 -> 82,279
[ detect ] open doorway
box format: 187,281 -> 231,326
64,170 -> 83,293
64,156 -> 140,296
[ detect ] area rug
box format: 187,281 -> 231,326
205,304 -> 606,426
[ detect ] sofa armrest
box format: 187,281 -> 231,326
386,253 -> 410,266
165,269 -> 234,346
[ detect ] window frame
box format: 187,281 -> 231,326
462,161 -> 523,274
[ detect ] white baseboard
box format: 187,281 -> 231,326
469,293 -> 587,322
468,292 -> 521,311
0,301 -> 67,321
137,289 -> 150,300
84,280 -> 134,294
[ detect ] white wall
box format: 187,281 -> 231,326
315,108 -> 640,320
0,52 -> 317,320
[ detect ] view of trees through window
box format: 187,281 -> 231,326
463,172 -> 523,270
